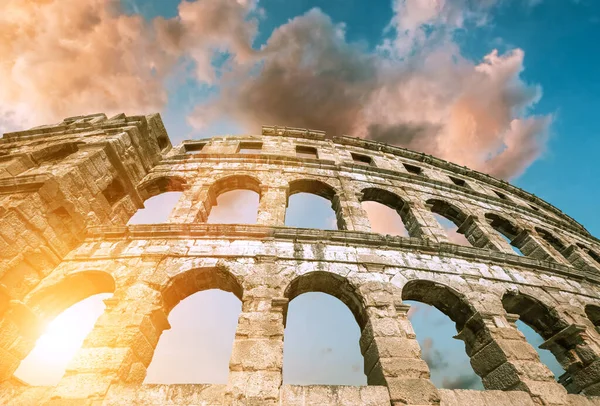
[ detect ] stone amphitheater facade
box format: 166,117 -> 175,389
1,113 -> 600,406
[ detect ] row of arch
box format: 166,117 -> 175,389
13,266 -> 600,395
135,173 -> 600,273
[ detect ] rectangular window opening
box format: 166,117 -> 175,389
185,143 -> 206,154
351,152 -> 373,166
296,145 -> 318,159
449,176 -> 467,187
493,190 -> 508,200
403,163 -> 422,175
102,178 -> 126,206
238,142 -> 263,154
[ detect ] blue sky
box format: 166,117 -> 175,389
8,0 -> 599,392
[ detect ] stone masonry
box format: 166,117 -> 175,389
1,113 -> 600,405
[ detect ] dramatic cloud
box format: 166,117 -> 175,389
0,0 -> 256,133
442,373 -> 481,389
1,0 -> 550,180
421,337 -> 449,371
191,1 -> 550,180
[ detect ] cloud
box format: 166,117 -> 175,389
0,0 -> 257,133
421,337 -> 449,371
2,0 -> 551,181
442,373 -> 481,389
191,1 -> 550,180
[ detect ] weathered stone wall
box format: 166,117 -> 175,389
1,116 -> 600,405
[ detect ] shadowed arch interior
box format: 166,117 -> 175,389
485,213 -> 521,241
502,292 -> 569,340
210,175 -> 262,198
137,175 -> 187,201
161,267 -> 243,315
585,304 -> 600,328
535,227 -> 568,258
27,271 -> 115,322
401,280 -> 475,331
284,271 -> 367,329
426,199 -> 468,227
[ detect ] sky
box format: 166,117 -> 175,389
4,0 -> 598,392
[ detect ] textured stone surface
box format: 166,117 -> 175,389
1,115 -> 600,404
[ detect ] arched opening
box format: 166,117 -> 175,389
285,179 -> 344,230
14,271 -> 115,385
485,213 -> 525,256
145,268 -> 243,384
283,272 -> 367,385
129,176 -> 187,224
502,292 -> 568,385
578,243 -> 600,266
426,199 -> 471,246
206,175 -> 261,224
402,280 -> 482,390
128,192 -> 183,224
535,227 -> 569,260
360,188 -> 410,237
585,304 -> 600,330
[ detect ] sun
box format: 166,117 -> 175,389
13,293 -> 112,386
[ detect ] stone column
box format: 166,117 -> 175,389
359,293 -> 439,405
456,311 -> 568,405
404,199 -> 451,243
226,268 -> 285,404
168,185 -> 212,223
0,299 -> 41,382
336,179 -> 371,232
52,283 -> 168,400
256,186 -> 288,227
457,215 -> 516,254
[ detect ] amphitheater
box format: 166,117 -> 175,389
1,113 -> 600,405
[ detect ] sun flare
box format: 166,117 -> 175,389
14,293 -> 112,386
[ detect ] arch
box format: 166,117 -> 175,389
137,174 -> 187,201
283,271 -> 368,385
502,292 -> 568,339
27,271 -> 115,322
425,199 -> 468,227
161,267 -> 243,315
401,280 -> 475,332
360,187 -> 411,237
287,179 -> 337,201
286,179 -> 345,230
535,227 -> 568,259
284,271 -> 367,329
485,213 -> 525,255
209,174 -> 262,198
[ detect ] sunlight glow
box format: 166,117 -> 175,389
14,293 -> 111,386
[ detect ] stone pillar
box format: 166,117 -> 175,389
256,186 -> 288,227
360,296 -> 439,405
337,179 -> 371,232
226,276 -> 285,404
168,185 -> 212,223
457,215 -> 515,254
456,311 -> 568,405
512,229 -> 570,265
52,283 -> 168,400
404,199 -> 451,243
0,299 -> 41,382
